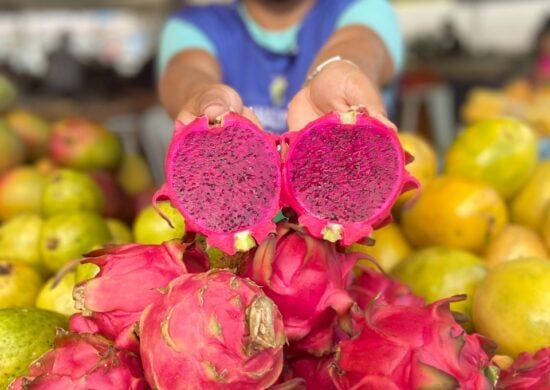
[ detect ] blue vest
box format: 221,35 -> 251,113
174,0 -> 356,133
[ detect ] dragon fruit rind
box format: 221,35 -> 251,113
8,332 -> 147,390
330,296 -> 497,389
154,113 -> 281,255
349,267 -> 425,309
139,270 -> 286,390
245,222 -> 355,357
496,347 -> 550,389
281,109 -> 418,245
71,241 -> 204,351
280,355 -> 336,390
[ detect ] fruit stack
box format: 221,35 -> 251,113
1,110 -> 549,389
0,112 -> 173,333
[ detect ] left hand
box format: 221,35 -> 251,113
287,60 -> 396,132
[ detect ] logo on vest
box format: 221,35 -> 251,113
269,75 -> 288,107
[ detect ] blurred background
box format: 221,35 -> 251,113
0,0 -> 549,181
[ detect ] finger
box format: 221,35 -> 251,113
198,85 -> 243,122
287,89 -> 324,132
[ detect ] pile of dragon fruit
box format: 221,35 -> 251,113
9,111 -> 550,389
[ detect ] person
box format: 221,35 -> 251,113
157,0 -> 403,134
45,33 -> 83,97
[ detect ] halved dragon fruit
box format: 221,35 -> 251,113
154,113 -> 281,255
281,109 -> 418,245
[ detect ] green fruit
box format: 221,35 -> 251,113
133,202 -> 185,245
0,260 -> 43,308
0,167 -> 46,220
0,307 -> 67,388
0,214 -> 43,271
0,73 -> 17,112
106,218 -> 132,244
444,118 -> 538,199
5,110 -> 51,161
473,258 -> 550,356
0,121 -> 25,173
117,153 -> 154,196
40,212 -> 112,272
392,247 -> 487,331
74,262 -> 99,284
42,169 -> 104,217
35,272 -> 77,316
49,118 -> 122,171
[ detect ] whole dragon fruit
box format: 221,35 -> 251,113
71,241 -> 207,351
330,296 -> 497,389
139,270 -> 286,389
8,332 -> 147,390
281,109 -> 418,245
154,113 -> 281,254
349,267 -> 424,309
496,348 -> 550,389
245,222 -> 355,356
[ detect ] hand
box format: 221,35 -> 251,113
287,60 -> 396,132
177,83 -> 261,127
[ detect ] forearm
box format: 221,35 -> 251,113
309,25 -> 395,87
159,49 -> 222,119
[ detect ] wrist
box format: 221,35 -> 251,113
305,56 -> 359,85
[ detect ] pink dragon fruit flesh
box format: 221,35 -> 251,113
496,347 -> 550,389
245,222 -> 355,357
330,296 -> 497,390
139,270 -> 286,390
154,113 -> 281,255
71,241 -> 206,351
281,109 -> 418,245
8,331 -> 147,390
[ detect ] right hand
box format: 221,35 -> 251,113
177,83 -> 261,127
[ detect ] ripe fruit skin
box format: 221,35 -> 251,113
484,224 -> 548,267
41,169 -> 104,217
5,110 -> 51,161
472,258 -> 550,357
401,176 -> 508,253
330,297 -> 496,389
36,272 -> 77,316
393,133 -> 437,214
510,161 -> 550,232
0,213 -> 44,271
0,307 -> 68,389
139,270 -> 286,390
244,222 -> 355,356
0,260 -> 43,308
445,118 -> 538,199
391,246 -> 487,330
0,122 -> 25,173
40,212 -> 112,272
8,332 -> 147,390
48,117 -> 122,171
0,167 -> 46,221
132,202 -> 185,245
349,223 -> 412,272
